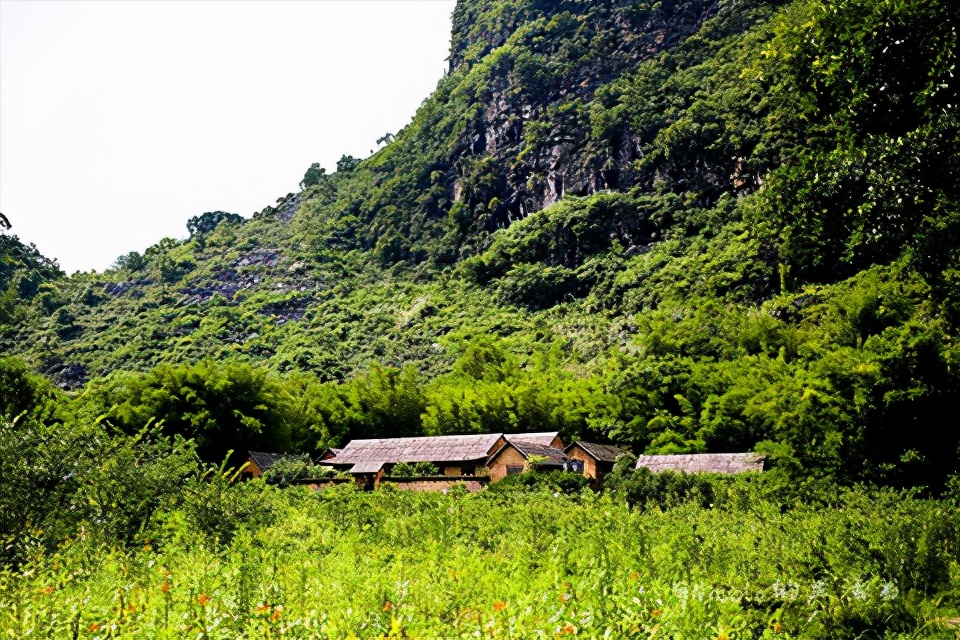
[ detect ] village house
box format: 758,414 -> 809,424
565,441 -> 629,482
486,439 -> 570,481
319,432 -> 570,488
242,451 -> 282,479
241,451 -> 313,480
635,452 -> 765,474
321,433 -> 507,480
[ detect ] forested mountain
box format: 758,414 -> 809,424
2,0 -> 958,486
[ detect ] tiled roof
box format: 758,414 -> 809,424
488,441 -> 567,466
351,461 -> 385,474
567,441 -> 628,463
505,432 -> 561,447
248,451 -> 281,472
326,433 -> 504,465
635,453 -> 765,474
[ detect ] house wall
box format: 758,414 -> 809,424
567,447 -> 598,479
488,446 -> 527,482
241,461 -> 265,479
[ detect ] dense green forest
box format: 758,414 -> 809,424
2,0 -> 960,635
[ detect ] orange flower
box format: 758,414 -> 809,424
383,600 -> 393,612
39,585 -> 55,595
127,603 -> 138,613
89,623 -> 101,632
256,602 -> 271,614
493,600 -> 506,612
628,570 -> 640,581
561,623 -> 576,635
559,592 -> 571,603
651,608 -> 661,618
270,606 -> 282,622
197,593 -> 211,606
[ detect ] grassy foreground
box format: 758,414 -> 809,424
1,481 -> 959,639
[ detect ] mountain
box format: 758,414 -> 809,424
1,0 -> 958,485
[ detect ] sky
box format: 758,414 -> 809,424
0,0 -> 457,274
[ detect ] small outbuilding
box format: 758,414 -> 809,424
635,452 -> 765,474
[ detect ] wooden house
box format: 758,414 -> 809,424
486,440 -> 568,482
320,433 -> 506,478
565,441 -> 628,481
635,452 -> 765,474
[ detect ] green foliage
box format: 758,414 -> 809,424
261,456 -> 333,486
2,486 -> 958,637
80,361 -> 296,466
186,211 -> 244,238
388,461 -> 440,477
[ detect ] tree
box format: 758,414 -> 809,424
336,155 -> 360,173
186,211 -> 244,238
300,163 -> 327,189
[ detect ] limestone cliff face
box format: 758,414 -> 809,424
444,0 -> 719,230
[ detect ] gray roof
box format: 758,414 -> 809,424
567,441 -> 628,463
327,433 -> 504,465
635,453 -> 765,474
488,441 -> 567,466
505,432 -> 561,447
248,451 -> 280,472
351,460 -> 385,474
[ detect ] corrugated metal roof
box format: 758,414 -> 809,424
567,441 -> 628,463
505,432 -> 561,447
328,433 -> 504,464
635,453 -> 765,474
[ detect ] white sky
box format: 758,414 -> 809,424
0,0 -> 456,274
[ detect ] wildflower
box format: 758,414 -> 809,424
89,623 -> 101,632
271,606 -> 282,622
127,603 -> 138,613
493,600 -> 506,612
197,594 -> 211,606
559,592 -> 571,603
561,623 -> 576,634
383,600 -> 393,612
256,603 -> 271,614
160,581 -> 170,594
39,585 -> 55,595
651,608 -> 661,618
628,570 -> 640,581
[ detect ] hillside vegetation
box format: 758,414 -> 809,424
2,0 -> 960,635
3,0 -> 958,485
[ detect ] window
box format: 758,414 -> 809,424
506,464 -> 524,476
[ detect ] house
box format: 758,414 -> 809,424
320,433 -> 507,478
565,441 -> 628,481
242,451 -> 282,478
505,432 -> 565,449
316,447 -> 342,462
635,452 -> 765,474
241,451 -> 312,479
487,436 -> 569,482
